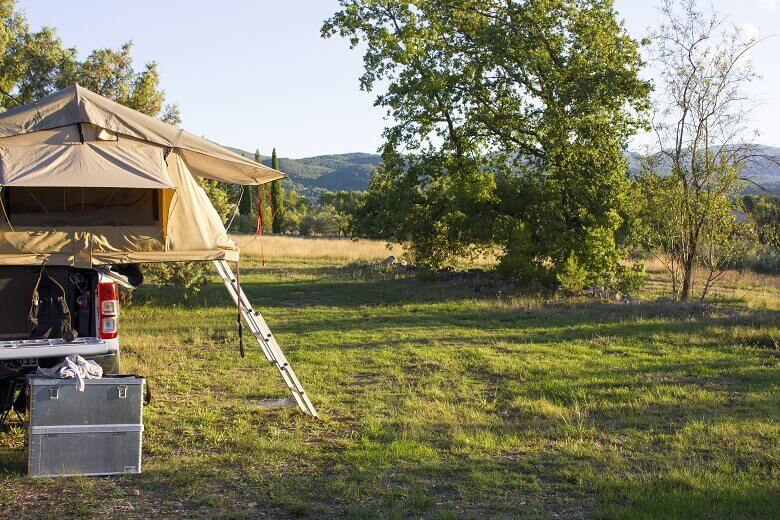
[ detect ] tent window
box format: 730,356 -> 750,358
2,188 -> 160,227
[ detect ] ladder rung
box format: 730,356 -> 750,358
213,259 -> 318,418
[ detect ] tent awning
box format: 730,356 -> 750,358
0,84 -> 285,185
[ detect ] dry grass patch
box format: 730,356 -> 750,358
232,234 -> 403,262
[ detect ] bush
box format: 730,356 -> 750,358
556,255 -> 588,294
615,263 -> 647,296
299,206 -> 344,235
143,262 -> 210,299
229,214 -> 259,234
736,246 -> 780,274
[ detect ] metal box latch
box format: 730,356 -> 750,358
117,385 -> 128,399
48,387 -> 59,400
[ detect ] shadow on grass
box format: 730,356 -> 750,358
134,265 -> 474,309
133,268 -> 779,334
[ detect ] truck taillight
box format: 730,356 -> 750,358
98,281 -> 119,340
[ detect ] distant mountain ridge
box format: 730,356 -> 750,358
228,148 -> 381,199
229,146 -> 780,199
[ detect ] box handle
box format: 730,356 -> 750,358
48,387 -> 59,400
117,385 -> 128,399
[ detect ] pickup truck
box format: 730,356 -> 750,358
0,266 -> 121,420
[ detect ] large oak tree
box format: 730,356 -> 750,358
324,0 -> 650,284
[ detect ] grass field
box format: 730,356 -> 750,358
232,234 -> 404,262
0,237 -> 778,518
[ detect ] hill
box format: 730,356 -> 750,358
228,148 -> 381,199
229,145 -> 780,200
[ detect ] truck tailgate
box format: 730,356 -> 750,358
0,338 -> 111,360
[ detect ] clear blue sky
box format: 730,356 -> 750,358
18,0 -> 780,158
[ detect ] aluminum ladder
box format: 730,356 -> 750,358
213,260 -> 318,418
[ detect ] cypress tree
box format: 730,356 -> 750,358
238,149 -> 261,216
270,148 -> 284,233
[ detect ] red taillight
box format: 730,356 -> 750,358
98,281 -> 119,339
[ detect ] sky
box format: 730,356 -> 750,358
17,0 -> 780,158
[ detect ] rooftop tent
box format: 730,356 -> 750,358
0,84 -> 284,267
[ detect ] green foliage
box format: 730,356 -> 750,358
199,179 -> 232,223
280,188 -> 308,233
324,0 -> 649,281
238,150 -> 261,217
159,103 -> 181,125
556,254 -> 588,294
636,158 -> 752,299
319,190 -> 367,235
253,187 -> 361,236
142,262 -> 209,299
73,43 -> 164,114
615,263 -> 647,296
743,195 -> 780,248
353,148 -> 495,267
737,193 -> 779,273
270,149 -> 284,233
236,184 -> 257,219
299,205 -> 344,236
739,248 -> 780,274
641,0 -> 764,300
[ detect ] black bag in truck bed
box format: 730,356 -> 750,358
0,266 -> 96,341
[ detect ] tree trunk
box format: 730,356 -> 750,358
680,251 -> 695,301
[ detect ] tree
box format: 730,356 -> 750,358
0,2 -> 167,117
251,149 -> 273,233
0,0 -> 75,107
269,148 -> 284,233
238,150 -> 260,216
743,195 -> 780,248
280,189 -> 308,233
323,0 -> 649,284
640,0 -> 765,300
299,205 -> 343,236
319,190 -> 367,235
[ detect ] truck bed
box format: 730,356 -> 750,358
0,266 -> 97,341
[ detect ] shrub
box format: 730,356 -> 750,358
143,262 -> 210,299
228,214 -> 259,234
615,263 -> 647,296
736,246 -> 780,275
556,255 -> 588,294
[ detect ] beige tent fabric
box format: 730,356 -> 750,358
164,152 -> 238,258
0,84 -> 285,185
0,143 -> 171,188
0,150 -> 241,266
0,85 -> 271,266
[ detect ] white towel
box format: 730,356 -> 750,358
37,354 -> 103,391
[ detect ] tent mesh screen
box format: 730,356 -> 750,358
2,188 -> 160,227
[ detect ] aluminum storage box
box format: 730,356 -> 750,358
26,375 -> 145,478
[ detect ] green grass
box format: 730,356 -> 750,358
1,258 -> 778,519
